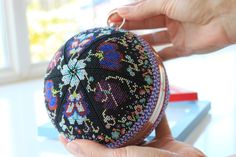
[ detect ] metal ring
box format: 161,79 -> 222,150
107,11 -> 126,30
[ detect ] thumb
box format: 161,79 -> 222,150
66,139 -> 119,157
116,0 -> 166,20
66,139 -> 178,157
66,139 -> 113,157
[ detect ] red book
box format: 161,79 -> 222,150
169,86 -> 198,102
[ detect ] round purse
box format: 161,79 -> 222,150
44,26 -> 169,148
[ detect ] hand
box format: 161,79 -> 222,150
108,0 -> 236,61
59,115 -> 205,157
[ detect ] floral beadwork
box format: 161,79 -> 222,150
44,80 -> 58,111
64,91 -> 90,117
94,80 -> 127,109
47,50 -> 62,71
44,27 -> 169,148
60,59 -> 87,87
98,43 -> 123,71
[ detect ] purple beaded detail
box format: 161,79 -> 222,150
44,27 -> 169,147
107,33 -> 168,148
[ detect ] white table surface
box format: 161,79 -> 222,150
0,45 -> 236,157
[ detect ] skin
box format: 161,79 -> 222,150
60,115 -> 205,157
61,0 -> 236,156
108,0 -> 236,61
60,55 -> 205,157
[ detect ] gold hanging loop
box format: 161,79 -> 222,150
107,11 -> 126,30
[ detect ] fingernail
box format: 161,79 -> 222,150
59,134 -> 66,140
67,142 -> 80,154
60,135 -> 70,146
108,10 -> 123,23
109,13 -> 120,21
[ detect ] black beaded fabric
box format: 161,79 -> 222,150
44,27 -> 169,148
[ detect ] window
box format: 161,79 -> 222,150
0,0 -> 135,84
27,0 -> 81,63
0,1 -> 7,69
26,0 -> 130,63
0,43 -> 5,69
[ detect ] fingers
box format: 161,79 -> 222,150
59,135 -> 69,147
108,0 -> 145,23
125,15 -> 166,30
116,0 -> 165,20
63,139 -> 178,157
59,136 -> 113,157
154,114 -> 172,138
158,46 -> 187,61
109,14 -> 166,30
65,139 -> 115,157
123,146 -> 179,157
143,115 -> 173,148
141,31 -> 171,46
108,12 -> 123,23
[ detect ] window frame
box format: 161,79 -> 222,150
0,0 -> 136,85
0,0 -> 48,84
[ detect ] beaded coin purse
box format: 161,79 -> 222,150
44,17 -> 169,148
